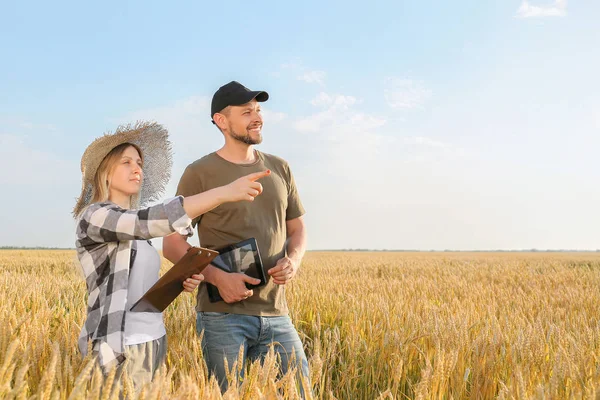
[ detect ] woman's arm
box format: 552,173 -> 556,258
78,170 -> 270,244
77,196 -> 192,244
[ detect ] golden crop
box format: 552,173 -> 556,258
1,250 -> 599,399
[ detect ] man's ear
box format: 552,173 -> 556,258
213,113 -> 227,131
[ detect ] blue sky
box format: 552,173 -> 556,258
1,0 -> 599,250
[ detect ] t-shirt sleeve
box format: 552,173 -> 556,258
176,164 -> 204,228
285,163 -> 305,221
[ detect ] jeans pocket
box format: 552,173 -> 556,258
201,312 -> 230,321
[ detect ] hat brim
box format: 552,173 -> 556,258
234,90 -> 269,106
73,121 -> 172,218
253,91 -> 269,102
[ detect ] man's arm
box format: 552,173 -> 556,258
268,216 -> 307,285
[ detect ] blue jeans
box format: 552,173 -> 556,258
196,312 -> 310,396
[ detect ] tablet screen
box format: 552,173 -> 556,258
207,238 -> 266,302
211,242 -> 256,274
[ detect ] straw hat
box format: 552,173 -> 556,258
73,121 -> 173,217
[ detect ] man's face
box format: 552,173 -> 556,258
221,100 -> 264,145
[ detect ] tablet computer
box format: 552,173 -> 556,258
206,238 -> 266,303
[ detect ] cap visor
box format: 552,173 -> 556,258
253,91 -> 269,102
237,91 -> 268,105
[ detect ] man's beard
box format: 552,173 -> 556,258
229,124 -> 263,145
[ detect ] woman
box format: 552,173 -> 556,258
73,121 -> 269,387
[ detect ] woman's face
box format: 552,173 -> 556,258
109,145 -> 143,198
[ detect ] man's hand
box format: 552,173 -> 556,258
268,257 -> 299,285
215,272 -> 261,303
183,273 -> 204,292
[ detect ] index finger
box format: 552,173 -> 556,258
246,170 -> 271,182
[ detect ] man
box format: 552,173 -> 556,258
163,81 -> 310,394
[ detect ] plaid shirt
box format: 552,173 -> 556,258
75,196 -> 192,372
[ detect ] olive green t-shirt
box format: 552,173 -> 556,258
175,150 -> 305,316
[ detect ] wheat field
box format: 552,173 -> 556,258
0,250 -> 599,399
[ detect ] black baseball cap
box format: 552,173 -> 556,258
211,81 -> 269,122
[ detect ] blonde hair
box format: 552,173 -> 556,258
90,142 -> 143,209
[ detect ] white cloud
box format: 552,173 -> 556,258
295,92 -> 384,134
280,61 -> 300,70
400,136 -> 467,163
295,92 -> 458,159
0,134 -> 76,186
277,60 -> 327,86
292,90 -> 469,203
261,108 -> 287,124
289,91 -> 479,251
515,0 -> 567,18
295,92 -> 388,178
297,70 -> 326,85
385,77 -> 432,110
407,136 -> 448,148
309,92 -> 358,108
309,92 -> 333,107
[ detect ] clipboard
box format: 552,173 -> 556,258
129,246 -> 219,313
